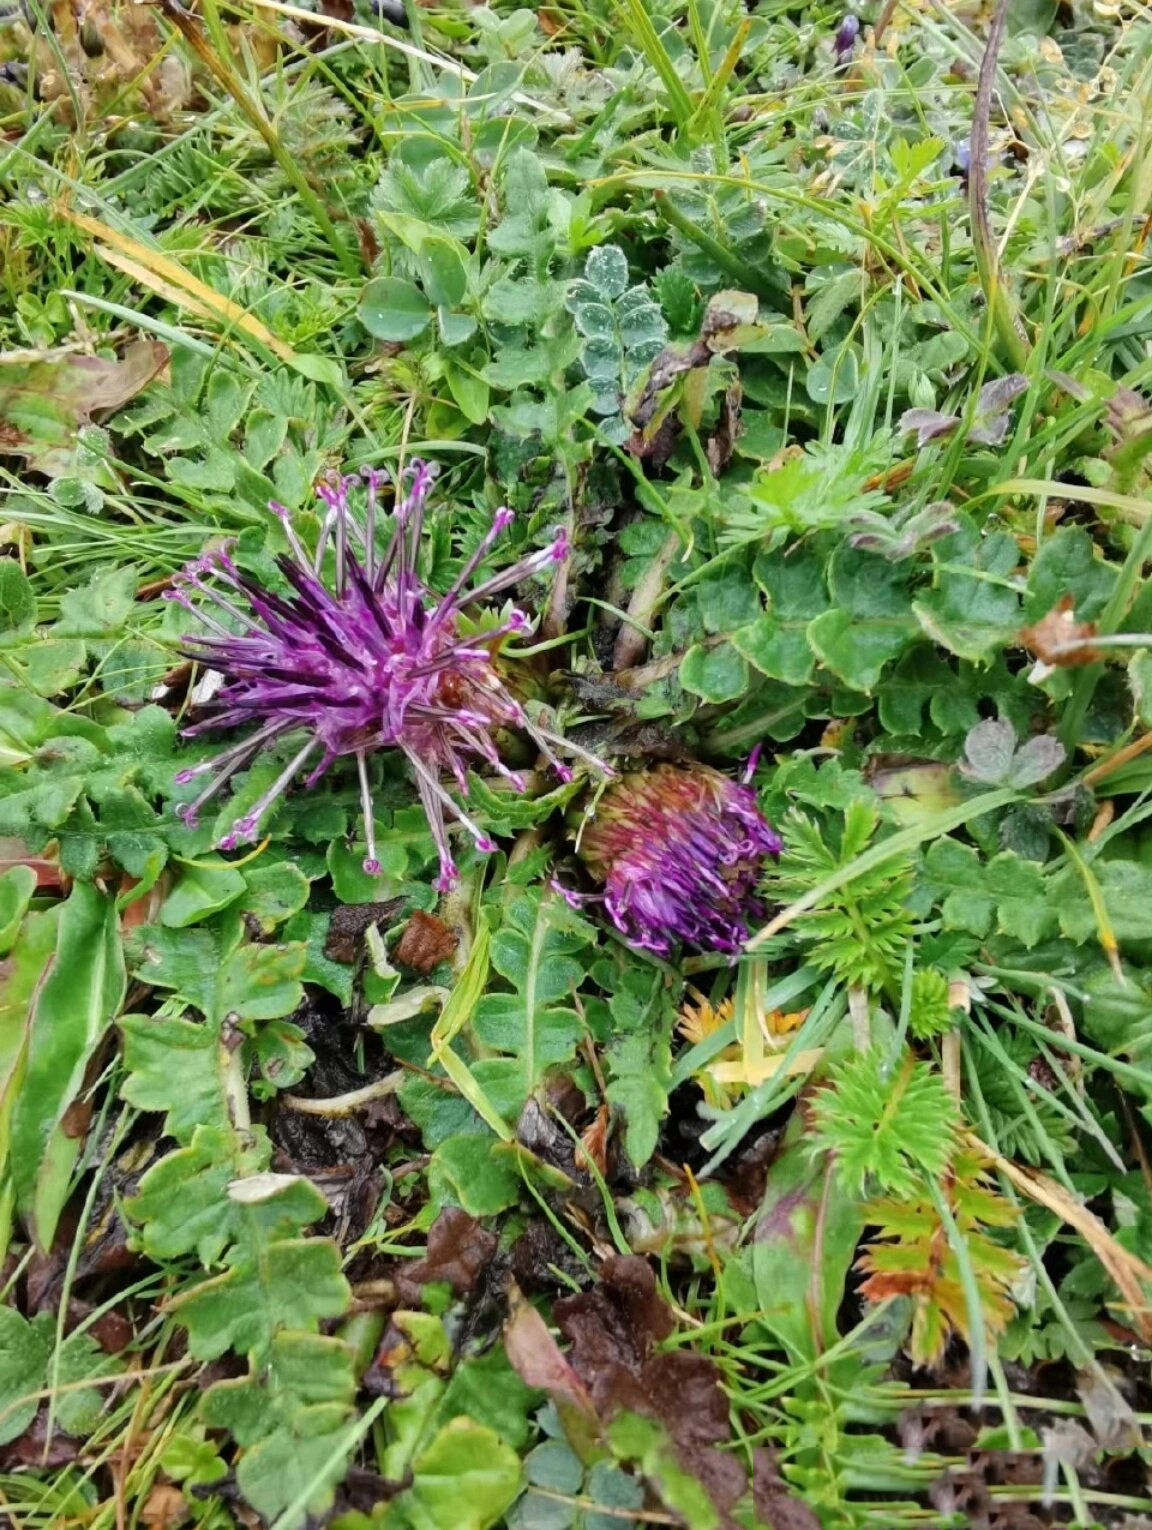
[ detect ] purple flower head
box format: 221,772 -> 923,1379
167,462 -> 600,889
834,12 -> 860,64
573,763 -> 782,958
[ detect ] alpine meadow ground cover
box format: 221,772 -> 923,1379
3,0 -> 1152,1526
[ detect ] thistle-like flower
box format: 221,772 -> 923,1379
167,462 -> 598,889
572,762 -> 782,957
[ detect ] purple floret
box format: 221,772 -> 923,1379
834,12 -> 860,64
167,461 -> 597,888
572,763 -> 782,957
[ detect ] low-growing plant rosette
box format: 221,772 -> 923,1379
167,461 -> 604,888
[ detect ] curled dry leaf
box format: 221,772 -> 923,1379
392,909 -> 458,974
0,341 -> 168,478
1019,595 -> 1101,677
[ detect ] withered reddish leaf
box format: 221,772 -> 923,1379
503,1287 -> 595,1418
395,1207 -> 496,1303
392,910 -> 457,974
553,1257 -> 758,1524
1019,597 -> 1100,667
0,342 -> 168,477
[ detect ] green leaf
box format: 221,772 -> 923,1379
170,1238 -> 350,1361
403,1417 -> 523,1530
18,637 -> 87,697
807,609 -> 908,692
583,246 -> 629,302
418,238 -> 469,310
429,1134 -> 521,1216
119,1012 -> 232,1143
53,1329 -> 124,1437
752,1117 -> 863,1363
445,362 -> 490,426
679,642 -> 749,703
127,1126 -> 278,1263
920,840 -> 1053,948
1055,860 -> 1152,946
695,565 -> 761,632
241,861 -> 311,934
0,1307 -> 51,1443
9,882 -> 125,1247
0,865 -> 37,954
160,862 -> 247,928
127,1134 -> 237,1264
806,345 -> 859,405
469,889 -> 597,1120
808,547 -> 915,691
605,1031 -> 672,1170
914,521 -> 1021,662
359,278 -> 432,342
287,353 -> 345,387
55,565 -> 139,637
1024,526 -> 1115,621
0,562 -> 35,632
238,1410 -> 357,1522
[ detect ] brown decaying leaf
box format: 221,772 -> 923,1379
140,1484 -> 189,1530
503,1283 -> 601,1461
323,900 -> 404,963
0,341 -> 168,477
31,0 -> 193,118
543,1256 -> 816,1527
1019,595 -> 1101,668
395,1207 -> 496,1305
392,910 -> 457,974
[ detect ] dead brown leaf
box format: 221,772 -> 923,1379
395,1207 -> 496,1304
392,910 -> 457,974
140,1484 -> 189,1530
1019,595 -> 1101,669
0,341 -> 168,478
549,1256 -> 772,1525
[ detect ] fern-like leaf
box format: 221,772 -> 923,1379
769,799 -> 915,992
908,967 -> 955,1040
857,1149 -> 1023,1364
811,1048 -> 959,1198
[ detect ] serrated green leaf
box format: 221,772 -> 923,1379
921,839 -> 1053,947
119,1011 -> 232,1143
605,1032 -> 672,1170
733,613 -> 814,686
127,1126 -> 268,1264
170,1238 -> 350,1361
0,1307 -> 51,1444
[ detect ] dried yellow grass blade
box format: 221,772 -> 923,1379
968,1131 -> 1152,1339
58,207 -> 297,362
709,1048 -> 824,1087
